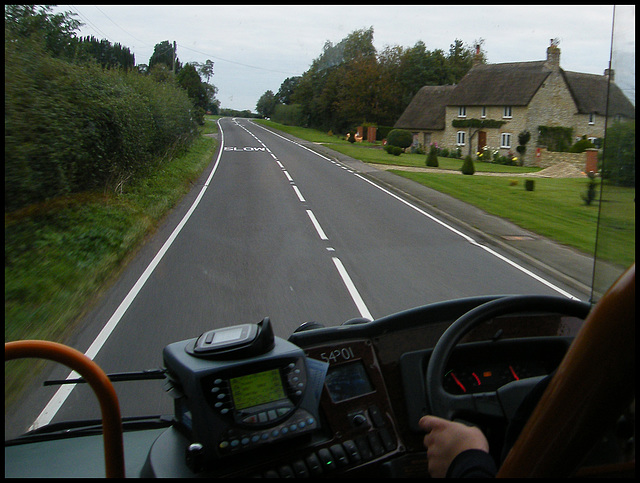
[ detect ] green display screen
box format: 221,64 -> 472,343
229,369 -> 287,410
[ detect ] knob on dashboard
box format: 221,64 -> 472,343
351,412 -> 370,428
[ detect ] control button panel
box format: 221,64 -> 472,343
218,409 -> 318,455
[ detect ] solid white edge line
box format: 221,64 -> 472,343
332,257 -> 373,320
306,210 -> 329,240
28,120 -> 228,431
354,174 -> 579,300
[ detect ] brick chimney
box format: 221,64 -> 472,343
472,44 -> 482,67
545,38 -> 560,69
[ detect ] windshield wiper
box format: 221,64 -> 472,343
5,415 -> 174,445
43,368 -> 166,386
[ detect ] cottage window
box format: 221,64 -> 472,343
458,106 -> 467,118
500,133 -> 512,148
589,112 -> 596,125
456,131 -> 466,146
481,106 -> 487,118
503,106 -> 512,118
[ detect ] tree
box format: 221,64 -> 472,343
276,76 -> 301,105
149,40 -> 181,72
176,63 -> 207,108
197,59 -> 215,83
73,36 -> 135,70
285,27 -> 486,132
5,5 -> 81,58
256,90 -> 277,118
447,39 -> 475,83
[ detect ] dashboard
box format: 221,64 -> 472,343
216,311 -> 578,477
146,297 -> 588,478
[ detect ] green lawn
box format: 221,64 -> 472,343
396,172 -> 598,250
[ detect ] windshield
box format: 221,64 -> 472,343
592,5 -> 636,300
5,5 -> 634,440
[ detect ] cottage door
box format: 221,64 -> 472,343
477,131 -> 487,153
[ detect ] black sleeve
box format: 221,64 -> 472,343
445,449 -> 497,478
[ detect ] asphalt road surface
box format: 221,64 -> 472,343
6,117 -> 583,438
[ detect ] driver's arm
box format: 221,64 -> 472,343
419,415 -> 496,478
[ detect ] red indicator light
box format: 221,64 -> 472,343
450,372 -> 466,393
509,365 -> 520,381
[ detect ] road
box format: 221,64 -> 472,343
6,117 -> 584,438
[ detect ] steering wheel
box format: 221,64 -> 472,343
426,295 -> 590,423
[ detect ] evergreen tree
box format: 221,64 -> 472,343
149,40 -> 181,72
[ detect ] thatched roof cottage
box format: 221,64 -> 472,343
395,41 -> 634,165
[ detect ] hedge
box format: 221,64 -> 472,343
5,39 -> 198,212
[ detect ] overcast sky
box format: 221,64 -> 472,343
54,5 -> 634,111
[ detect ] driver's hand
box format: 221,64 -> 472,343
419,415 -> 489,478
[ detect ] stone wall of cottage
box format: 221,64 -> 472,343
443,105 -> 530,160
574,112 -> 606,141
412,130 -> 446,148
524,70 -> 577,164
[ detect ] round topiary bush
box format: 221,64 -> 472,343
386,129 -> 413,150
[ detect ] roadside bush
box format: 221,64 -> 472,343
386,129 -> 413,150
461,155 -> 475,175
5,39 -> 198,212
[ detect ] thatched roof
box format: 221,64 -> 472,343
564,71 -> 635,118
394,85 -> 455,130
448,61 -> 552,106
395,59 -> 635,131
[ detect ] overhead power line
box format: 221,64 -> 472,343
68,5 -> 302,76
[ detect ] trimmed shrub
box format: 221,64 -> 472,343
384,145 -> 403,156
426,145 -> 439,167
461,155 -> 475,175
386,129 -> 413,149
